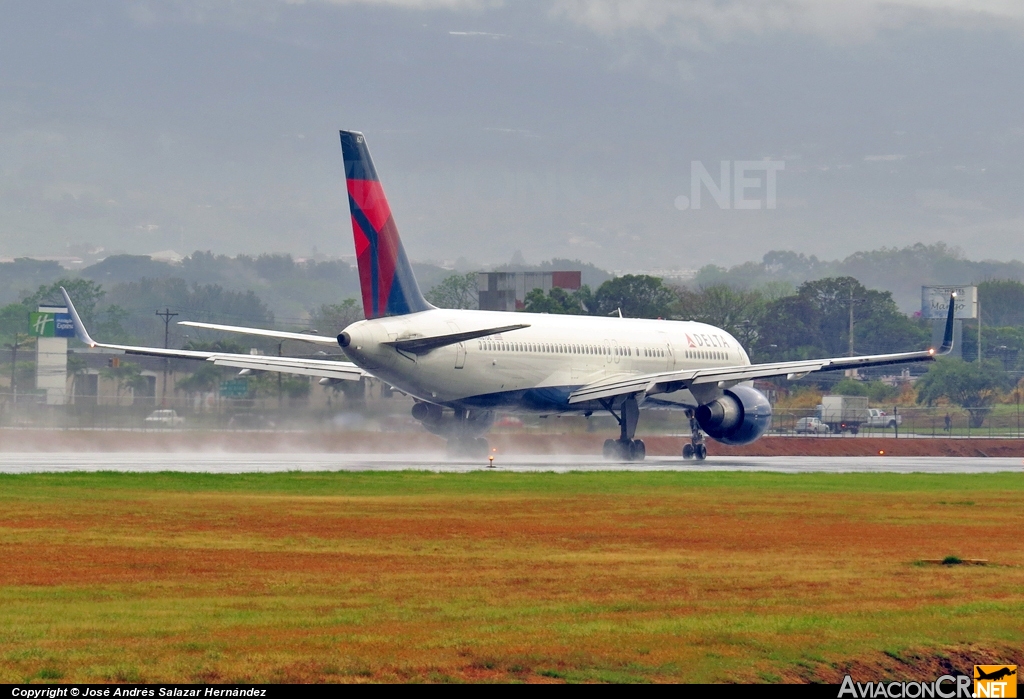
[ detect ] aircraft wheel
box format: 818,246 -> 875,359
603,439 -> 617,460
695,444 -> 707,461
629,439 -> 646,462
682,443 -> 695,460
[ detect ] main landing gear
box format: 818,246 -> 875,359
445,407 -> 491,458
682,410 -> 707,461
600,395 -> 645,462
411,402 -> 492,459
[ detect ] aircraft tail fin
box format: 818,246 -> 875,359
340,130 -> 431,319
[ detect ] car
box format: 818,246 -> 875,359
795,417 -> 830,434
145,409 -> 185,427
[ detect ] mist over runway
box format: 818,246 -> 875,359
0,453 -> 1020,474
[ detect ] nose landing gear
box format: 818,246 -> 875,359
682,411 -> 707,461
599,395 -> 646,462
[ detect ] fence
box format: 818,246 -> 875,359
772,405 -> 1024,438
0,389 -> 417,432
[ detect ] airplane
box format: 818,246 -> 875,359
61,130 -> 957,461
975,667 -> 1016,682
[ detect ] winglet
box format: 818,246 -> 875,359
59,287 -> 97,347
936,292 -> 956,355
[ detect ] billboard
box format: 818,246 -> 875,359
30,312 -> 76,338
921,285 -> 977,320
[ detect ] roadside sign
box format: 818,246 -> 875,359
30,312 -> 76,338
921,285 -> 977,320
219,378 -> 249,398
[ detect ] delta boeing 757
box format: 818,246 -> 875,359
61,131 -> 956,461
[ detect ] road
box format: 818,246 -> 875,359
0,453 -> 1021,473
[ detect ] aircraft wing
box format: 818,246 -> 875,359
568,293 -> 957,405
60,288 -> 367,381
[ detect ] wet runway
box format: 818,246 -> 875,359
0,452 -> 1021,473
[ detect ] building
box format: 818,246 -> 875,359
477,271 -> 582,311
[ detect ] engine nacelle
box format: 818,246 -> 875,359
694,385 -> 772,446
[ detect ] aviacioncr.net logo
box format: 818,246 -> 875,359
974,665 -> 1016,698
839,674 -> 972,698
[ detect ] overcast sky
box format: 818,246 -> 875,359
2,0 -> 1023,271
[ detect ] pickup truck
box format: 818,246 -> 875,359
866,408 -> 901,429
145,409 -> 185,427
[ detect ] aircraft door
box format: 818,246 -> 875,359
447,321 -> 466,369
659,332 -> 675,370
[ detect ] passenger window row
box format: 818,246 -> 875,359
686,349 -> 728,360
476,341 -> 635,356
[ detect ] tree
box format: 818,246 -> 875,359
94,305 -> 133,344
673,284 -> 767,347
915,358 -> 1012,427
521,286 -> 592,315
753,276 -> 926,361
66,354 -> 89,400
310,299 -> 362,334
425,273 -> 478,309
23,279 -> 104,325
183,339 -> 248,354
175,363 -> 224,398
2,333 -> 36,398
753,294 -> 822,362
831,378 -> 899,403
80,255 -> 174,285
978,279 -> 1024,327
0,304 -> 29,343
100,361 -> 148,406
593,275 -> 674,319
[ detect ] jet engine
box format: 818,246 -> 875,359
694,385 -> 772,446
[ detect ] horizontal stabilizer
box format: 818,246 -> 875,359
178,321 -> 339,345
385,324 -> 530,355
207,355 -> 365,381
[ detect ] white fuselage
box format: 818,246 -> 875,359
341,309 -> 749,413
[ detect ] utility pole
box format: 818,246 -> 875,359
849,287 -> 855,357
156,308 -> 178,407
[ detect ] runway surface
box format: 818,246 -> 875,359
0,453 -> 1021,473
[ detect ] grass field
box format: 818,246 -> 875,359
0,471 -> 1022,683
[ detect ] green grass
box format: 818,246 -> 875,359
1,469 -> 1021,497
